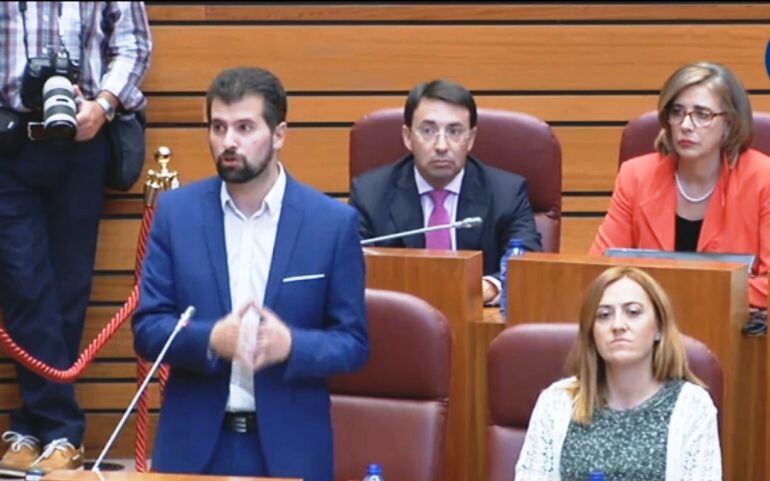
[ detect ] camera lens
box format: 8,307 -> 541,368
42,76 -> 77,141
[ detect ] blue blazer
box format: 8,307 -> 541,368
132,174 -> 369,481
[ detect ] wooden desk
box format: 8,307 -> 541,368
503,252 -> 762,481
364,247 -> 483,481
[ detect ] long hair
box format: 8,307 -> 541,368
654,61 -> 753,167
566,266 -> 702,424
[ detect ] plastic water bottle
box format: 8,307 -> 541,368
587,470 -> 605,481
363,463 -> 384,481
499,237 -> 525,316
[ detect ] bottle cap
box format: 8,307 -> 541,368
587,470 -> 605,481
366,464 -> 382,474
509,237 -> 524,247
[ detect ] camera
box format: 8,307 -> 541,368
21,48 -> 80,141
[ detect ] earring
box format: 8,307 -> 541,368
654,332 -> 661,342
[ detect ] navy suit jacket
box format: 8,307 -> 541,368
132,174 -> 369,481
348,155 -> 542,278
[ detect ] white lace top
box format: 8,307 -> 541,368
514,377 -> 722,481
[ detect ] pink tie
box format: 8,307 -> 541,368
425,189 -> 451,250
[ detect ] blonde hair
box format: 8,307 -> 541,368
566,266 -> 702,424
654,61 -> 753,167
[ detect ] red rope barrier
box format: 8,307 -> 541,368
133,205 -> 156,472
0,286 -> 138,381
0,202 -> 155,469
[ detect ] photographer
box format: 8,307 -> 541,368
0,2 -> 151,474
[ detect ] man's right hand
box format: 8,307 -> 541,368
208,302 -> 256,360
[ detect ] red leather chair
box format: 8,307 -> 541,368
349,108 -> 563,252
485,323 -> 723,481
618,110 -> 770,165
328,289 -> 451,481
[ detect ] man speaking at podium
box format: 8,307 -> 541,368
132,67 -> 369,481
349,79 -> 541,305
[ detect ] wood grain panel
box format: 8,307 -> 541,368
146,94 -> 770,125
147,5 -> 770,22
562,196 -> 611,213
0,383 -> 160,410
145,25 -> 768,91
561,217 -> 603,255
559,127 -> 622,191
95,219 -> 142,271
90,275 -> 135,303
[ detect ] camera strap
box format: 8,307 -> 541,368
17,2 -> 81,63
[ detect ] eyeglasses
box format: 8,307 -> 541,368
667,105 -> 726,128
412,124 -> 472,143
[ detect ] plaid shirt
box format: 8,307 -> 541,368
0,1 -> 151,112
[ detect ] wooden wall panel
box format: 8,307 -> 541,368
146,25 -> 769,92
147,5 -> 770,22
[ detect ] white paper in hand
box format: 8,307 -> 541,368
231,305 -> 262,403
236,306 -> 261,372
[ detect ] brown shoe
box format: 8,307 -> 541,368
0,431 -> 42,476
31,438 -> 84,473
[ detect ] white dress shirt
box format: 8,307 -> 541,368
220,164 -> 286,412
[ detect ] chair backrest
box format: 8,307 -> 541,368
349,108 -> 563,252
618,110 -> 770,165
485,323 -> 723,481
328,289 -> 451,481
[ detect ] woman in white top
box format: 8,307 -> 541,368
515,266 -> 721,481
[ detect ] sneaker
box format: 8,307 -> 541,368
31,438 -> 84,473
0,431 -> 42,476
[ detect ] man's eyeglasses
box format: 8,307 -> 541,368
412,124 -> 472,143
667,105 -> 726,128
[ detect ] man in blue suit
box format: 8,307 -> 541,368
132,67 -> 369,481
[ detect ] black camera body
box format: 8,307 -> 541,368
20,48 -> 80,142
21,48 -> 79,111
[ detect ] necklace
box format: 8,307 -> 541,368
675,172 -> 715,203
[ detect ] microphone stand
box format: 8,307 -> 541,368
91,306 -> 196,472
360,217 -> 482,246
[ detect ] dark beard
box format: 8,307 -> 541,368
216,145 -> 273,184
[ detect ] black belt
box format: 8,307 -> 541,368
223,412 -> 258,433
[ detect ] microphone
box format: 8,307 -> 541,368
360,216 -> 482,246
91,306 -> 197,472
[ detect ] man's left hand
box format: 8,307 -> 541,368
253,307 -> 293,371
482,278 -> 501,306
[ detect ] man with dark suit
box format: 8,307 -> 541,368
132,67 -> 369,481
349,79 -> 541,305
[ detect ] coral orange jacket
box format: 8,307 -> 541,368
590,149 -> 770,308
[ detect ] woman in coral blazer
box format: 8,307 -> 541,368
591,62 -> 770,308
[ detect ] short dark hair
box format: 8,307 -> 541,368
205,67 -> 287,131
403,79 -> 477,128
